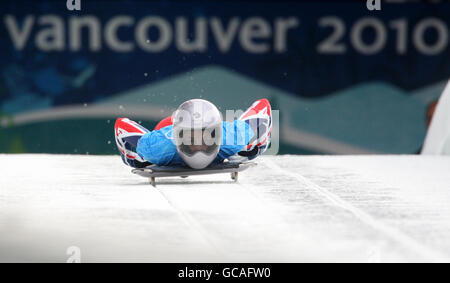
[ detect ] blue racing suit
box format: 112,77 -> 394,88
136,120 -> 254,166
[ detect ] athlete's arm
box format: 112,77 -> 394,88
218,120 -> 254,160
136,126 -> 183,166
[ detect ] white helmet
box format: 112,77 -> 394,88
173,99 -> 223,169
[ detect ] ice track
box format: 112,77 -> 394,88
1,154 -> 450,262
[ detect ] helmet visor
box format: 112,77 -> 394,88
176,127 -> 221,157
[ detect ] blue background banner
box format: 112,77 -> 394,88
0,0 -> 449,154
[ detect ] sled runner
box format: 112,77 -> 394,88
132,162 -> 257,187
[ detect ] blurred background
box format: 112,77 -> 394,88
0,0 -> 449,155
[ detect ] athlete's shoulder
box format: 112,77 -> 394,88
137,125 -> 179,165
222,120 -> 254,145
217,120 -> 254,160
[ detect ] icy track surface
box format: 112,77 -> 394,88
1,154 -> 450,262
